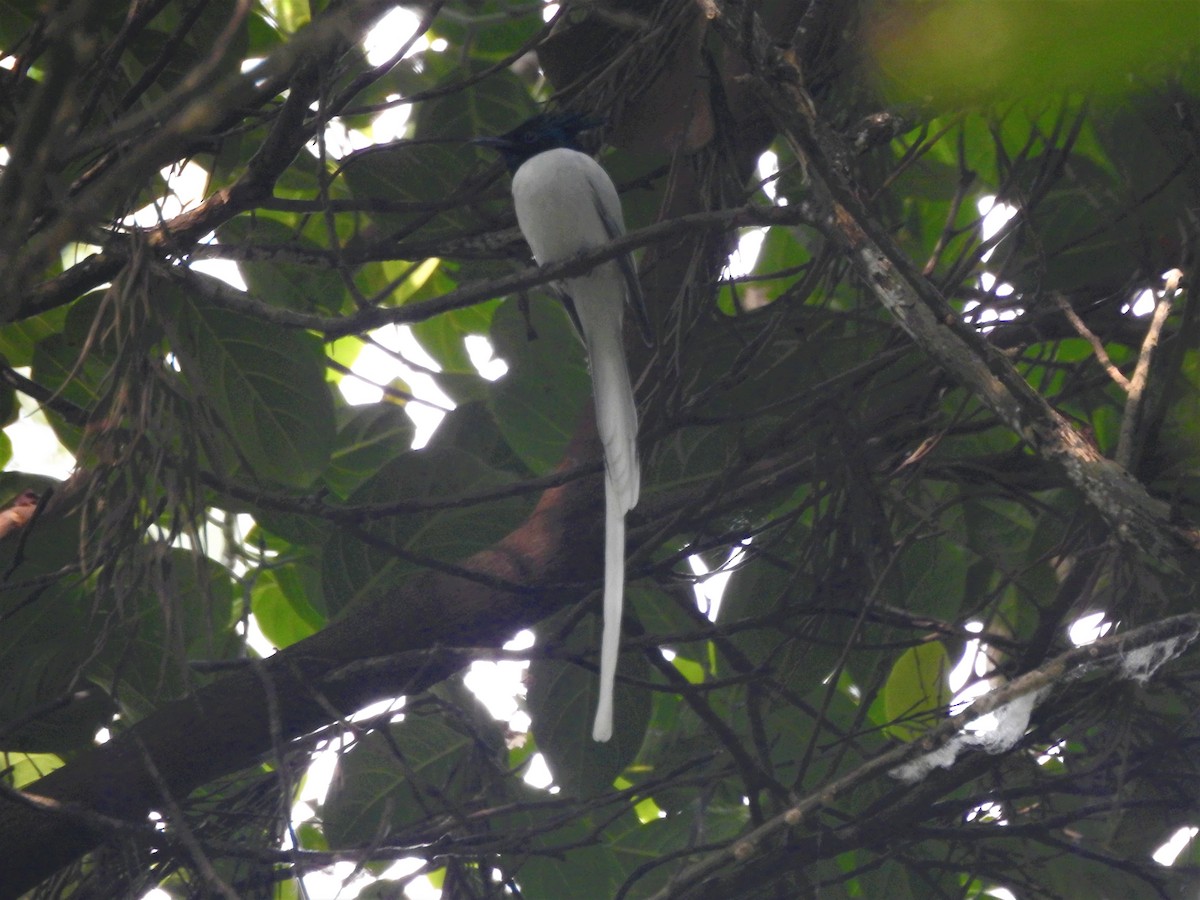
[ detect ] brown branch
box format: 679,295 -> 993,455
1053,292 -> 1131,390
21,201 -> 795,332
1116,269 -> 1183,469
166,205 -> 802,337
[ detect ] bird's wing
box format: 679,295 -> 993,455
590,189 -> 653,346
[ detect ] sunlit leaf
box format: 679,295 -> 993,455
883,641 -> 951,741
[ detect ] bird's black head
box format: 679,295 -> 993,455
475,112 -> 603,173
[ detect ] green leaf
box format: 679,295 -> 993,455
505,799 -> 681,900
29,291 -> 116,451
295,821 -> 327,852
718,558 -> 844,690
321,709 -> 503,848
0,0 -> 37,51
0,306 -> 69,367
162,284 -> 336,488
735,225 -> 813,309
990,153 -> 1136,294
410,292 -> 499,376
628,583 -> 706,652
962,497 -> 1035,579
0,620 -> 115,754
897,531 -> 970,623
322,716 -> 464,847
869,2 -> 1199,105
217,217 -> 350,314
1043,849 -> 1185,900
488,298 -> 590,474
0,537 -> 236,744
0,474 -> 114,752
324,404 -> 415,499
0,751 -> 64,788
251,567 -> 324,649
246,9 -> 283,53
526,611 -> 652,797
414,63 -> 535,142
320,447 -> 524,614
851,858 -> 916,899
340,142 -> 485,243
272,0 -> 310,32
431,2 -> 542,63
883,641 -> 951,741
424,399 -> 524,474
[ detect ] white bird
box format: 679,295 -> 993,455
478,113 -> 649,742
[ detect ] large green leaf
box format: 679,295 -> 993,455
251,564 -> 325,649
323,403 -> 415,500
28,291 -> 117,452
0,306 -> 69,367
869,2 -> 1198,105
320,445 -> 524,614
989,153 -> 1138,294
0,473 -> 106,751
424,398 -> 524,474
162,285 -> 336,488
321,704 -> 505,848
488,297 -> 590,474
431,2 -> 542,63
0,577 -> 116,753
883,640 -> 951,741
70,0 -> 249,133
520,816 -> 678,900
216,217 -> 350,314
0,0 -> 37,51
340,142 -> 487,244
414,62 -> 535,143
0,751 -> 65,789
410,289 -> 500,376
896,528 -> 971,623
0,531 -> 237,746
88,548 -> 239,721
525,610 -> 652,798
498,791 -> 696,900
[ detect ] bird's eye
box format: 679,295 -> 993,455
522,133 -> 538,143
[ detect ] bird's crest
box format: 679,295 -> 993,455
475,112 -> 605,171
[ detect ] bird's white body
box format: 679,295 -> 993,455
510,147 -> 639,742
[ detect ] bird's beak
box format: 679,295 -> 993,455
471,136 -> 508,150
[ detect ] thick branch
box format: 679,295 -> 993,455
171,205 -> 800,337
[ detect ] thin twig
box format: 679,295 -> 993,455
1053,292 -> 1130,390
1117,269 -> 1183,469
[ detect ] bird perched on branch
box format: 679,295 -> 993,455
477,112 -> 650,742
